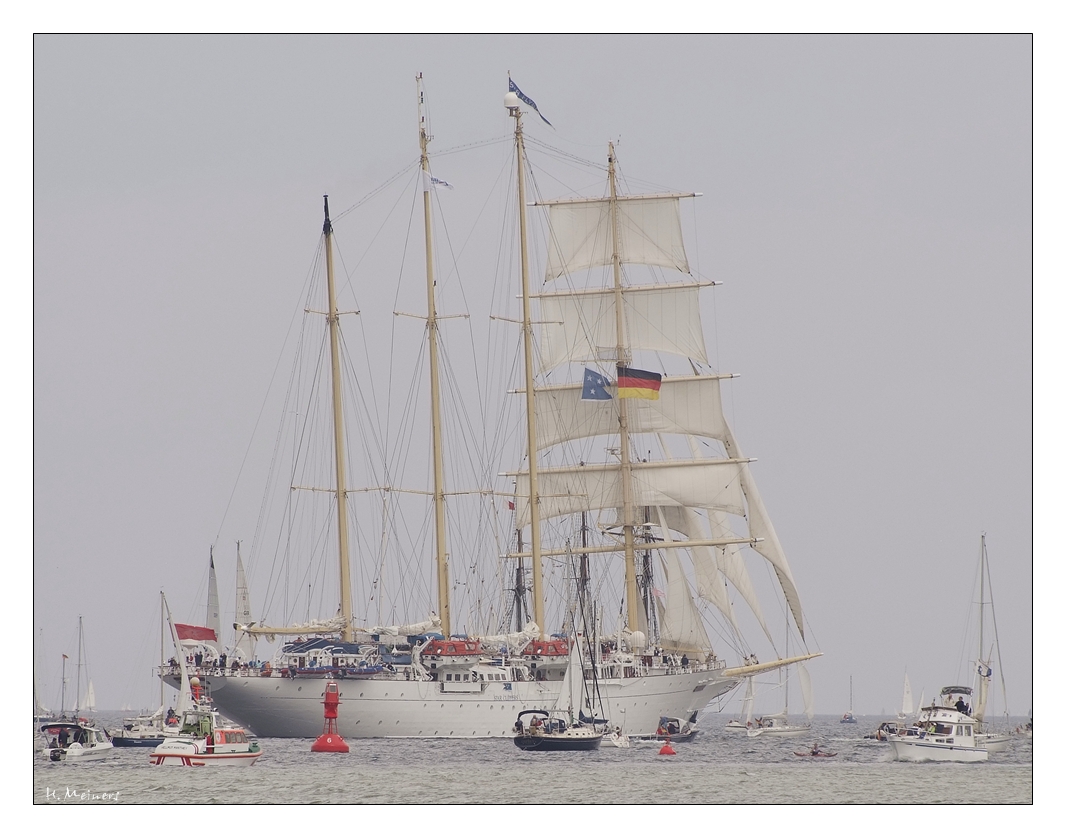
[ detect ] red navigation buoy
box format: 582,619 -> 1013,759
659,736 -> 676,756
311,681 -> 349,753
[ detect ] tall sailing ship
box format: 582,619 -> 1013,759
162,79 -> 818,738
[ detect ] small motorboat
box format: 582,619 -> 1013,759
111,707 -> 181,747
150,676 -> 262,766
513,710 -> 603,751
632,714 -> 699,742
41,720 -> 115,762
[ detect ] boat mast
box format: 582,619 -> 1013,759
323,195 -> 355,642
159,590 -> 165,709
417,74 -> 451,637
75,615 -> 83,715
507,87 -> 545,637
607,144 -> 640,633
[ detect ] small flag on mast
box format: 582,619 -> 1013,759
581,368 -> 612,401
422,171 -> 454,192
508,78 -> 553,127
616,366 -> 662,400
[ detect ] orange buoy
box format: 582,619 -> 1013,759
311,681 -> 349,753
659,737 -> 676,756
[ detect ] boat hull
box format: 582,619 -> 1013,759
165,668 -> 737,739
513,733 -> 602,751
976,732 -> 1013,753
150,739 -> 261,767
43,743 -> 114,762
888,738 -> 988,763
112,736 -> 164,747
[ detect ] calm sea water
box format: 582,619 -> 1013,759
33,715 -> 1032,806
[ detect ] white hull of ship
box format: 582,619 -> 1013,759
42,742 -> 115,762
888,738 -> 988,763
166,670 -> 736,739
976,732 -> 1013,753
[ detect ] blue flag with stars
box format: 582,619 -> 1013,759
509,78 -> 553,127
581,368 -> 612,401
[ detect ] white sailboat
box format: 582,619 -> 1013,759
40,617 -> 114,761
726,676 -> 756,730
746,663 -> 814,738
161,78 -> 818,738
970,534 -> 1013,753
898,672 -> 915,720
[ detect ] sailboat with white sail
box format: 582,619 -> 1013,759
970,534 -> 1013,753
840,675 -> 857,723
726,676 -> 756,730
898,671 -> 915,720
161,78 -> 818,738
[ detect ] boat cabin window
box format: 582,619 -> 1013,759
965,725 -> 972,736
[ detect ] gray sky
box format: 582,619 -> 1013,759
33,35 -> 1032,718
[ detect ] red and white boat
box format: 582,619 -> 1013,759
150,679 -> 261,767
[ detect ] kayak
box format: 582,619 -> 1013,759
794,751 -> 837,758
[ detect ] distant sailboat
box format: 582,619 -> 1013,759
840,675 -> 857,723
898,672 -> 914,720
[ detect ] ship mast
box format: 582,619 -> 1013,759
323,195 -> 354,642
507,88 -> 546,638
607,144 -> 641,633
417,74 -> 451,637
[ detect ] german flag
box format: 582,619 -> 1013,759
616,366 -> 662,400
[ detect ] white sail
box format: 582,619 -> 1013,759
82,680 -> 96,712
207,551 -> 222,644
720,421 -> 805,640
798,663 -> 815,722
163,594 -> 192,716
512,459 -> 748,529
542,194 -> 692,281
234,546 -> 255,661
741,677 -> 755,724
536,283 -> 710,372
531,374 -> 732,451
654,508 -> 714,655
901,673 -> 914,716
656,499 -> 773,643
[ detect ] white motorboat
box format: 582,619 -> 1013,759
41,720 -> 114,762
149,705 -> 261,767
746,712 -> 811,739
888,687 -> 987,763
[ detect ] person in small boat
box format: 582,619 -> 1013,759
58,728 -> 69,747
810,743 -> 821,755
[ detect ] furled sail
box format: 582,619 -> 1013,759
511,458 -> 748,529
541,194 -> 692,281
531,374 -> 732,451
475,622 -> 540,653
370,615 -> 442,637
536,283 -> 710,372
